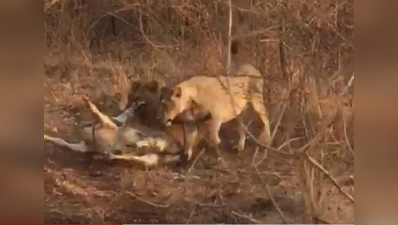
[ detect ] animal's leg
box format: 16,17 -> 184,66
251,99 -> 272,145
236,115 -> 247,152
208,119 -> 222,158
44,134 -> 89,152
183,123 -> 199,161
82,96 -> 118,129
108,153 -> 159,167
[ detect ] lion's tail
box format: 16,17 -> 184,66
229,39 -> 240,73
231,39 -> 240,56
229,39 -> 263,78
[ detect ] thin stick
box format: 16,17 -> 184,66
223,0 -> 238,118
126,191 -> 170,208
185,198 -> 229,208
271,99 -> 288,142
343,114 -> 354,155
232,211 -> 260,224
341,74 -> 354,96
254,137 -> 302,167
44,0 -> 60,12
225,0 -> 233,74
188,148 -> 205,173
186,206 -> 197,224
305,153 -> 354,203
251,147 -> 259,166
254,166 -> 289,224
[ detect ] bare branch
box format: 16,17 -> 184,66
232,211 -> 260,224
185,198 -> 229,208
225,0 -> 233,75
254,166 -> 289,224
187,148 -> 205,173
126,191 -> 170,208
305,153 -> 354,204
343,114 -> 354,155
44,0 -> 60,12
341,74 -> 354,96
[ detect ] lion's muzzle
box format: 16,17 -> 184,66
165,119 -> 172,126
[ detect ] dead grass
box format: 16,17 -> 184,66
44,0 -> 354,223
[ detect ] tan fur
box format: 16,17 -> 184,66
159,42 -> 272,160
44,95 -> 184,167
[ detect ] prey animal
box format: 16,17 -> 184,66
44,95 -> 185,167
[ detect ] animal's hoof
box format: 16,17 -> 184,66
259,133 -> 272,146
232,144 -> 245,153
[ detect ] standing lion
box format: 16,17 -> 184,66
158,40 -> 272,160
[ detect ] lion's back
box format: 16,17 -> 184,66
180,74 -> 263,100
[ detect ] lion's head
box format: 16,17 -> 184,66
126,80 -> 211,128
158,86 -> 210,126
125,80 -> 163,127
158,86 -> 184,126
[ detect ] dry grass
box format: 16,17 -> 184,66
44,0 -> 354,223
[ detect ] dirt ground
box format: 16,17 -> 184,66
44,61 -> 354,224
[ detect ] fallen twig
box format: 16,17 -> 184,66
254,137 -> 303,167
315,216 -> 331,224
186,206 -> 197,224
232,210 -> 260,224
126,191 -> 170,208
185,198 -> 229,208
188,148 -> 205,173
254,166 -> 289,224
343,113 -> 354,155
44,0 -> 60,12
341,74 -> 354,96
305,153 -> 354,204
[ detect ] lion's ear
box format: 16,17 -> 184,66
147,80 -> 159,93
173,87 -> 182,98
160,87 -> 171,98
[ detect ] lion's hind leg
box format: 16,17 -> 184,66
250,99 -> 272,146
236,115 -> 247,152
